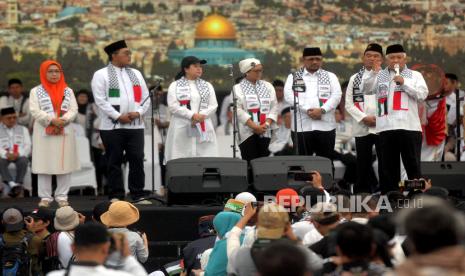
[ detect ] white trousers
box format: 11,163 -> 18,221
38,173 -> 71,202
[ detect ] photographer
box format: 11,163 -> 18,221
48,222 -> 147,276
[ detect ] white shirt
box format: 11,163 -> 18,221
91,66 -> 150,130
57,231 -> 74,268
0,124 -> 31,159
0,95 -> 31,127
284,68 -> 342,132
335,120 -> 355,153
219,94 -> 233,126
446,90 -> 464,125
47,255 -> 147,276
234,80 -> 279,144
363,68 -> 428,133
345,70 -> 377,137
302,228 -> 324,246
268,124 -> 292,154
291,220 -> 315,241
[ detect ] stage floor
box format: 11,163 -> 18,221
0,196 -> 223,272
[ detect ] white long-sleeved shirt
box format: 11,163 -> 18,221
91,66 -> 150,130
0,95 -> 31,127
0,124 -> 31,159
345,71 -> 377,137
362,68 -> 428,133
268,124 -> 292,154
234,80 -> 279,144
47,255 -> 147,276
284,68 -> 342,132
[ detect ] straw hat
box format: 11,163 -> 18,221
54,206 -> 80,231
100,201 -> 140,227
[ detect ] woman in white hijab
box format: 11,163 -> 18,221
233,58 -> 279,162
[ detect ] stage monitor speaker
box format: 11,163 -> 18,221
421,162 -> 465,197
251,156 -> 333,192
166,157 -> 248,205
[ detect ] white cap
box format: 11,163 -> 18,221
239,58 -> 261,74
235,192 -> 257,204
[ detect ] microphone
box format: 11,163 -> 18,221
292,69 -> 306,93
394,64 -> 400,85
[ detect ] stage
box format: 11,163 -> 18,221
0,196 -> 223,272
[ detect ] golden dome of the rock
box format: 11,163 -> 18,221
195,14 -> 236,40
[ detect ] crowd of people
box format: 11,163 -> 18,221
1,173 -> 464,275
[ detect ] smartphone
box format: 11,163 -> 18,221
404,179 -> 426,190
294,172 -> 314,182
251,201 -> 259,208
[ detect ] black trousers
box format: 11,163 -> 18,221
100,129 -> 145,200
239,134 -> 271,162
291,130 -> 336,160
354,134 -> 381,193
379,130 -> 422,194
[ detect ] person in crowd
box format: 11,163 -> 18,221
272,79 -> 290,113
256,240 -> 313,276
227,202 -> 323,276
0,107 -> 31,197
284,47 -> 342,158
1,78 -> 32,128
351,193 -> 379,224
26,207 -> 56,274
0,207 -> 40,275
345,43 -> 383,193
215,103 -> 233,136
92,200 -> 112,223
204,211 -> 242,276
181,215 -> 216,276
234,58 -> 279,162
442,73 -> 465,160
363,44 -> 428,193
48,222 -> 148,276
74,89 -> 98,139
302,202 -> 340,246
331,221 -> 387,275
268,107 -> 293,156
55,206 -> 85,268
396,202 -> 465,275
29,60 -> 80,207
91,40 -> 151,202
332,107 -> 357,186
164,56 -> 218,162
100,201 -> 149,267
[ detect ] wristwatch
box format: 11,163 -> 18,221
321,108 -> 327,114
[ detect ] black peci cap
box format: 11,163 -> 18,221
385,44 -> 405,55
364,43 -> 383,56
303,47 -> 322,57
104,40 -> 128,56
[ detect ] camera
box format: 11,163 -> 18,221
294,172 -> 314,182
402,179 -> 426,190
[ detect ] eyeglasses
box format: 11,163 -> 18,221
250,69 -> 263,73
46,70 -> 62,74
120,50 -> 132,56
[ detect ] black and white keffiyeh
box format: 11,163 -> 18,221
176,77 -> 211,110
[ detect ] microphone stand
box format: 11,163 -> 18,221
455,88 -> 461,161
229,65 -> 240,158
292,74 -> 300,156
146,82 -> 161,195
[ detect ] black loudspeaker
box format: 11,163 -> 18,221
166,157 -> 248,205
251,156 -> 333,192
421,162 -> 465,197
